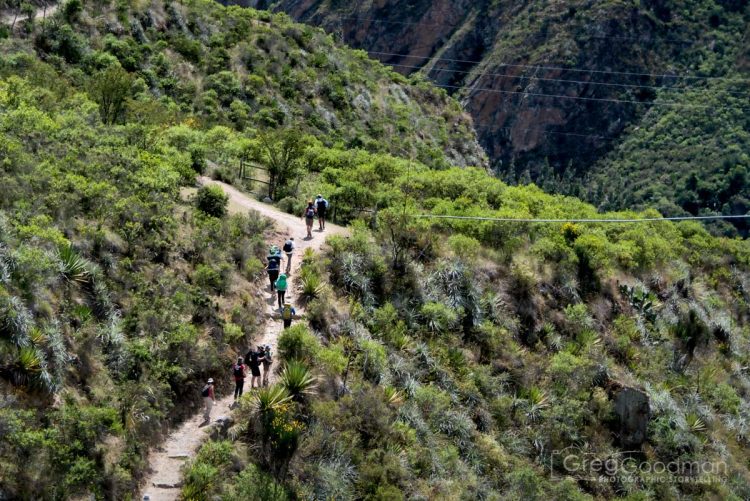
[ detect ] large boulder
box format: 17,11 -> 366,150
613,387 -> 650,449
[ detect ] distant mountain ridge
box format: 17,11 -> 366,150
254,0 -> 750,235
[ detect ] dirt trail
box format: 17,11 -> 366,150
141,178 -> 346,500
1,2 -> 57,25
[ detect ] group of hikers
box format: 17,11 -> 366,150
201,344 -> 273,422
201,196 -> 326,423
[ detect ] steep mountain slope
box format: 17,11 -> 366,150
257,0 -> 750,232
2,0 -> 750,499
0,0 -> 485,497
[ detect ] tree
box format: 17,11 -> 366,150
90,66 -> 133,125
195,185 -> 228,218
256,128 -> 312,200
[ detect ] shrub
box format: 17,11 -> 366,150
277,324 -> 320,364
244,257 -> 264,280
223,465 -> 288,500
193,263 -> 230,295
195,185 -> 229,218
447,234 -> 481,261
223,322 -> 244,344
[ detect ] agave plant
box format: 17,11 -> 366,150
280,360 -> 317,402
58,244 -> 91,285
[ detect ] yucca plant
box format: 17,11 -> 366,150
10,346 -> 54,392
383,386 -> 404,407
685,412 -> 707,433
58,244 -> 90,285
254,384 -> 293,414
280,360 -> 317,402
523,387 -> 550,424
576,329 -> 602,350
299,267 -> 325,301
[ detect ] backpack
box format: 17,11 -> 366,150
283,240 -> 293,253
282,305 -> 293,320
316,198 -> 327,211
264,348 -> 272,363
201,385 -> 210,397
233,364 -> 244,378
305,206 -> 316,218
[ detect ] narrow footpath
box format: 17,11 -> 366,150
141,178 -> 347,501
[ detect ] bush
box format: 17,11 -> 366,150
194,263 -> 231,295
195,185 -> 229,218
277,324 -> 320,364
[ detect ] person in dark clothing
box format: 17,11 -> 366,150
232,357 -> 246,400
267,249 -> 282,291
245,346 -> 263,389
315,194 -> 329,231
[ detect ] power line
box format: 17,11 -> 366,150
434,82 -> 718,109
413,214 -> 750,223
370,51 -> 750,83
481,125 -> 613,140
387,62 -> 750,98
338,15 -> 696,45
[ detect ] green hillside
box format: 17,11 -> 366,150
1,0 -> 750,500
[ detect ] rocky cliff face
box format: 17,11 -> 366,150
248,0 -> 749,200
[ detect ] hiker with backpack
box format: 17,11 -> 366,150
281,302 -> 296,329
266,246 -> 282,291
303,200 -> 316,239
245,346 -> 263,389
315,194 -> 329,231
275,273 -> 288,310
283,237 -> 295,274
201,378 -> 215,423
261,344 -> 273,386
232,357 -> 246,400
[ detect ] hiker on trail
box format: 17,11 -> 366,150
261,344 -> 273,386
283,237 -> 295,274
202,378 -> 215,423
266,246 -> 282,291
281,302 -> 296,329
245,346 -> 263,389
232,357 -> 246,400
315,194 -> 329,231
303,200 -> 316,239
275,273 -> 288,309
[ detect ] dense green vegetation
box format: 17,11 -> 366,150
1,0 -> 750,499
0,0 -> 483,497
0,61 -> 273,497
188,205 -> 750,498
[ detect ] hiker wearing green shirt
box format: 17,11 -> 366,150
275,273 -> 288,309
